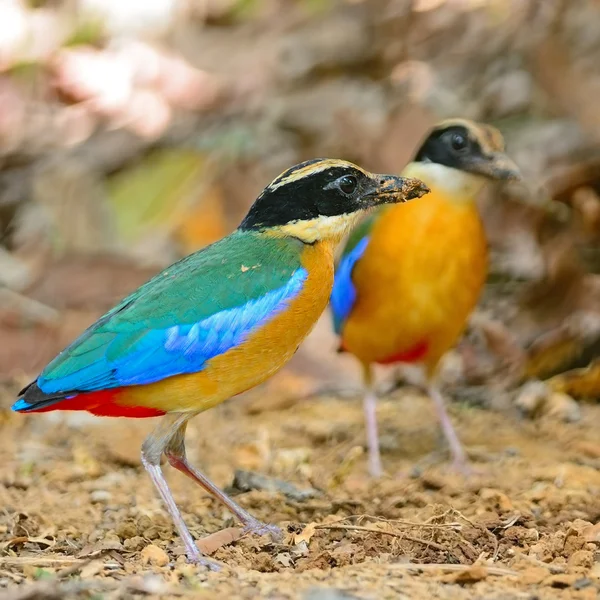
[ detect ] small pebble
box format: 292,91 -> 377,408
124,536 -> 146,552
90,490 -> 112,503
573,578 -> 592,590
567,549 -> 594,569
141,544 -> 169,567
582,522 -> 600,542
115,522 -> 138,540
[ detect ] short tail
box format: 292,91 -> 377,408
12,380 -> 166,418
12,380 -> 69,413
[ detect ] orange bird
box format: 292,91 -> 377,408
330,119 -> 521,476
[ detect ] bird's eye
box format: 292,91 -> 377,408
451,133 -> 468,152
338,175 -> 358,195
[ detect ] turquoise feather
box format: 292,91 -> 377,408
37,231 -> 307,394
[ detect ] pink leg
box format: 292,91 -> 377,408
141,415 -> 222,570
140,454 -> 221,569
165,452 -> 283,541
427,382 -> 470,474
362,363 -> 383,478
164,422 -> 282,541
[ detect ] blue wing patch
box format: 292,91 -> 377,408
38,268 -> 308,393
330,236 -> 369,334
12,399 -> 30,411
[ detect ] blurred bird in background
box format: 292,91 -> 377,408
330,119 -> 521,477
12,158 -> 428,569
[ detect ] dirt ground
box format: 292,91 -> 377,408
1,1 -> 600,599
1,333 -> 599,600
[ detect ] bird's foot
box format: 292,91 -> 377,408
405,448 -> 481,479
188,548 -> 224,571
449,458 -> 474,477
446,454 -> 486,479
242,519 -> 284,543
405,449 -> 446,478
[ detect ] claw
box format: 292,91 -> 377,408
188,548 -> 224,571
448,459 -> 484,479
242,519 -> 284,543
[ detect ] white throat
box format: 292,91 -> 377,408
404,162 -> 486,203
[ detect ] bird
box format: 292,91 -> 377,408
12,158 -> 429,570
330,119 -> 521,477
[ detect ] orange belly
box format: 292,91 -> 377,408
341,190 -> 487,374
117,240 -> 335,413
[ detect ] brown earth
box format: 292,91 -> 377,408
1,347 -> 599,599
1,1 -> 600,599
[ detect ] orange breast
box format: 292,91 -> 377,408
120,241 -> 334,413
341,188 -> 487,373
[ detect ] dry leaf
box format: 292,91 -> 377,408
274,553 -> 293,567
2,536 -> 55,550
77,539 -> 122,558
293,522 -> 317,546
196,527 -> 242,555
547,358 -> 600,400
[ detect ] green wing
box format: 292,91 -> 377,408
37,231 -> 307,393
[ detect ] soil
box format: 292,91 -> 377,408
1,335 -> 599,599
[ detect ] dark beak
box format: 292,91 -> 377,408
467,152 -> 522,181
364,174 -> 429,207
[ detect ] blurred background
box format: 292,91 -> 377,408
0,0 -> 600,595
0,0 -> 598,407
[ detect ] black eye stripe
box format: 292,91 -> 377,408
413,124 -> 487,169
239,165 -> 369,230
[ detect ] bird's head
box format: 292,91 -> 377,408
239,158 -> 429,243
410,119 -> 521,197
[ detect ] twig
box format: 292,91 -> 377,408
314,524 -> 449,553
0,557 -> 84,568
55,558 -> 95,579
379,563 -> 517,577
320,513 -> 461,530
446,508 -> 500,561
358,514 -> 462,530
